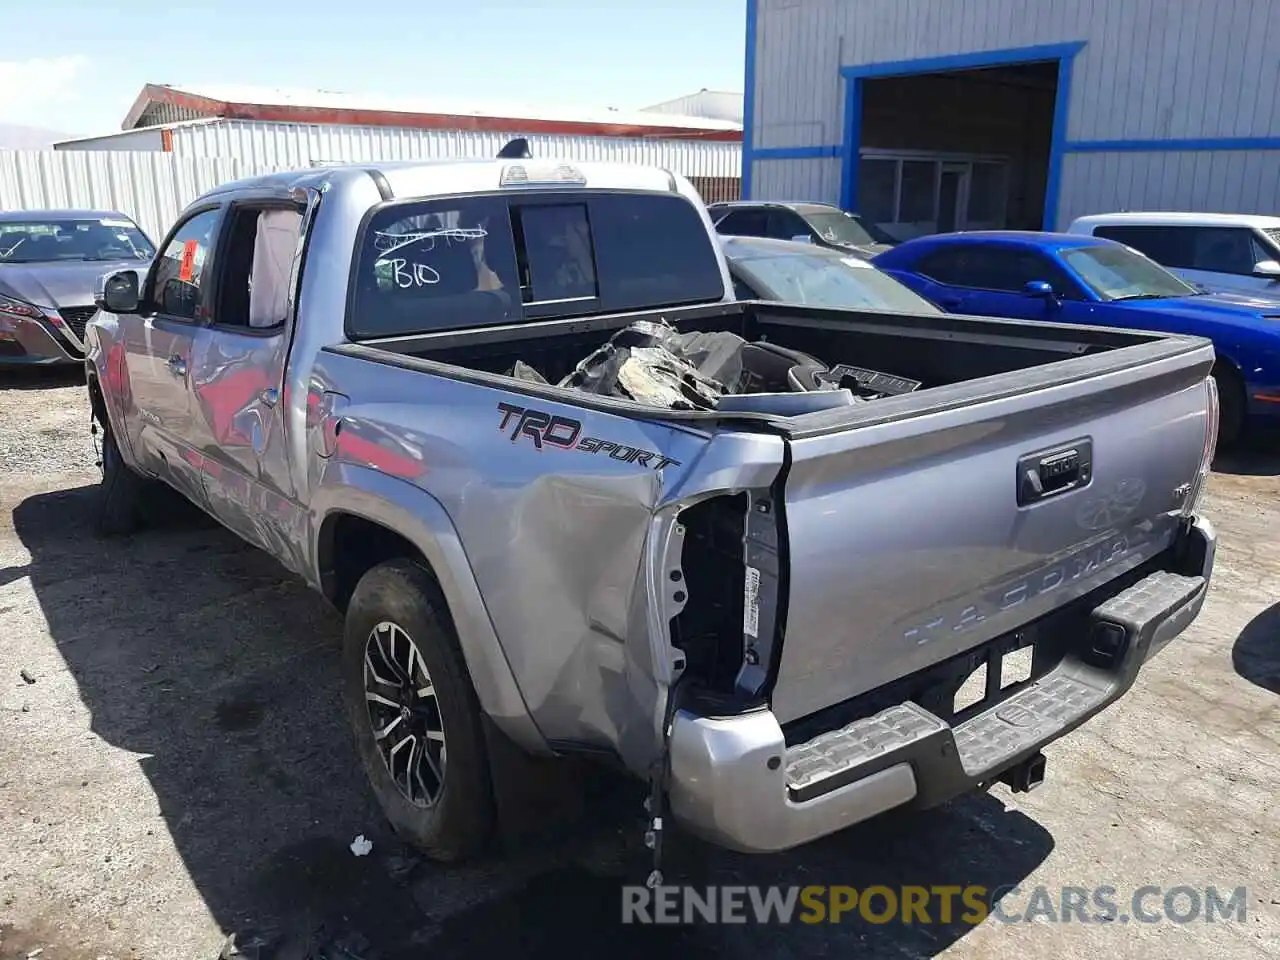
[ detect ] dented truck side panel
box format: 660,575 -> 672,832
306,347 -> 786,774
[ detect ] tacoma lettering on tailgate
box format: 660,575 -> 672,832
902,526 -> 1157,647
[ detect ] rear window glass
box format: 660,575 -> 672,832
351,196 -> 522,339
347,191 -> 724,339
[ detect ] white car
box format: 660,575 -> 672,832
1066,212 -> 1280,299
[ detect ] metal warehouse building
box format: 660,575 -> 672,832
55,83 -> 743,202
744,0 -> 1280,240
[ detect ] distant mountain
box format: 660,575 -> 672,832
0,123 -> 78,149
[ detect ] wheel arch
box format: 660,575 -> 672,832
311,464 -> 547,755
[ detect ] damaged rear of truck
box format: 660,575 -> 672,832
88,159 -> 1218,862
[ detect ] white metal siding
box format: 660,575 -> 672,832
751,0 -> 1280,211
0,151 -> 282,241
163,119 -> 741,180
643,91 -> 744,125
756,0 -> 1280,148
752,158 -> 841,202
1059,151 -> 1280,225
54,128 -> 165,152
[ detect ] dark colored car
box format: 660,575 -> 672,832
721,235 -> 942,313
708,200 -> 898,257
0,209 -> 155,365
873,230 -> 1280,444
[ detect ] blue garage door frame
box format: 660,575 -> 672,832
838,42 -> 1087,231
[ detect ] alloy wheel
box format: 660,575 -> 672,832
363,620 -> 446,808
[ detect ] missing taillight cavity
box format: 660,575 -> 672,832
670,494 -> 748,693
670,488 -> 785,701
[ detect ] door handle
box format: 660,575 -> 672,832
1017,438 -> 1093,506
166,355 -> 188,378
259,387 -> 279,407
938,297 -> 965,310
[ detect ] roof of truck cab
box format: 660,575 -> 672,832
1069,211 -> 1280,230
196,158 -> 687,202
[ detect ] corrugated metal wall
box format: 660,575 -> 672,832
642,91 -> 744,125
1059,150 -> 1280,224
751,157 -> 841,201
0,151 -> 281,240
52,128 -> 165,152
166,119 -> 742,180
751,0 -> 1280,219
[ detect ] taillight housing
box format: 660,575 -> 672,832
1182,375 -> 1219,518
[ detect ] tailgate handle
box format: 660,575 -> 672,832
1017,439 -> 1092,506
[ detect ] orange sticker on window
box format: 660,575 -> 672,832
178,239 -> 198,282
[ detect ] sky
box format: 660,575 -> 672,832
0,0 -> 747,137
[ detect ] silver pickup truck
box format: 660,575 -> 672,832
85,157 -> 1218,868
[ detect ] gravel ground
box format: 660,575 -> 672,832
0,367 -> 1277,960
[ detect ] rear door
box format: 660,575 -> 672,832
769,346 -> 1213,724
124,206 -> 222,507
190,199 -> 311,568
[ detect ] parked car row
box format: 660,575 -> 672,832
709,200 -> 1280,446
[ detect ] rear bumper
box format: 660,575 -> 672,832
667,514 -> 1215,854
0,315 -> 82,365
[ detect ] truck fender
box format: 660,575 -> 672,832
310,462 -> 549,756
85,340 -> 144,474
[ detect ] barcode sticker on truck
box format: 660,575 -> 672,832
743,565 -> 761,638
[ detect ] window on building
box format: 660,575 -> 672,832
858,159 -> 897,223
967,163 -> 1007,224
898,161 -> 937,223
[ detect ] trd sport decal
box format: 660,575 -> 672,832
496,402 -> 681,470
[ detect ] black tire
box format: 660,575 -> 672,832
1212,363 -> 1246,450
96,420 -> 144,538
342,559 -> 495,861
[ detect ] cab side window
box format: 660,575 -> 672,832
716,209 -> 769,237
1190,227 -> 1265,276
1093,225 -> 1188,267
214,206 -> 306,330
149,209 -> 221,321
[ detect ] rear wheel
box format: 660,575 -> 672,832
342,559 -> 495,861
1212,363 -> 1246,449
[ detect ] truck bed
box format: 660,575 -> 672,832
323,301 -> 1214,732
331,299 -> 1201,436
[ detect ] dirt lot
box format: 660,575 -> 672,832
1,368 -> 1277,960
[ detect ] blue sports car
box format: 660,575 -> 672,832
872,230 -> 1280,444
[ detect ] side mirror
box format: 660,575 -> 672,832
1023,279 -> 1056,299
1252,259 -> 1280,279
790,234 -> 814,244
95,270 -> 140,314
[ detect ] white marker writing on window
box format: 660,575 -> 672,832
389,258 -> 441,288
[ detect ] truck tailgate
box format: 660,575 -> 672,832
770,345 -> 1213,725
